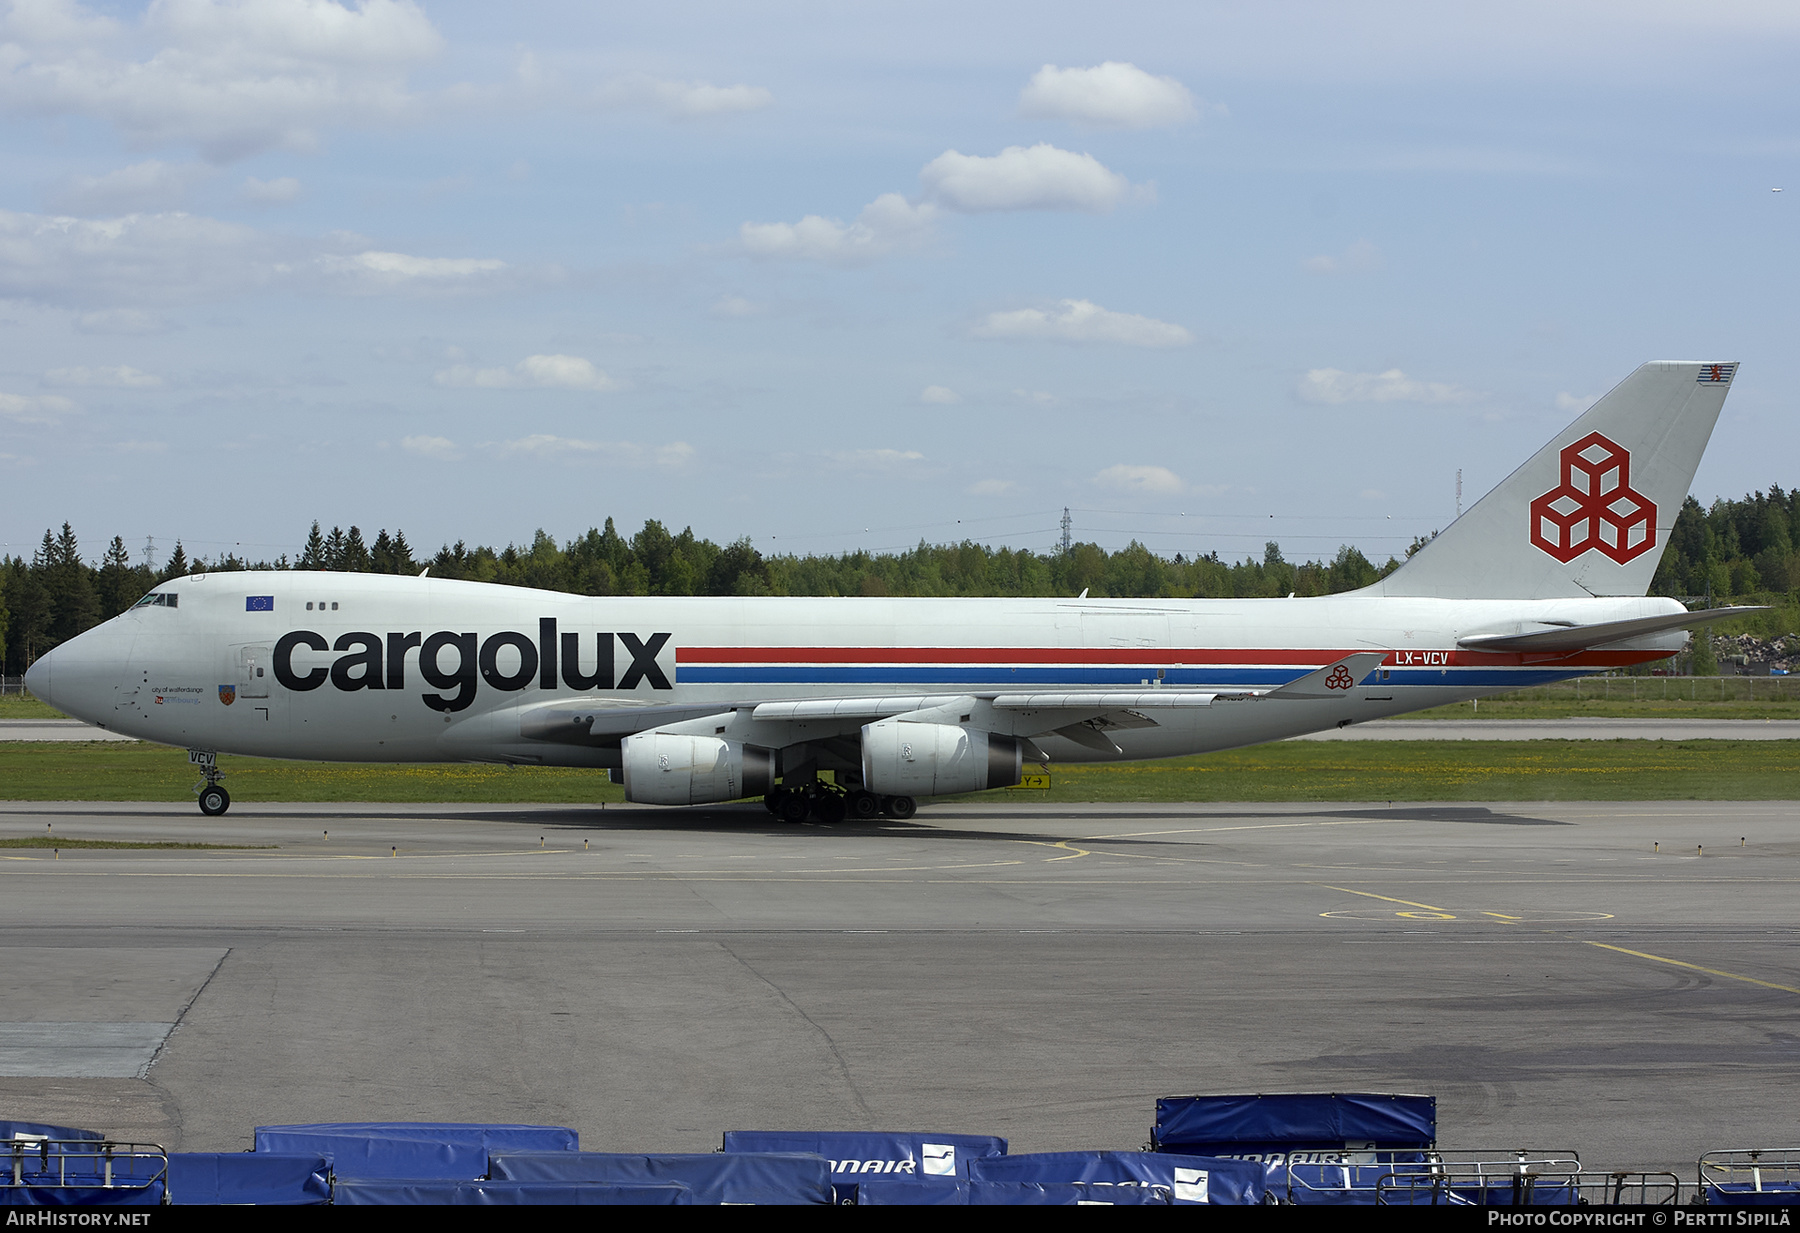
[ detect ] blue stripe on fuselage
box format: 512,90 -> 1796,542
675,665 -> 1588,688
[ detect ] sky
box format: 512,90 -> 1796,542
2,0 -> 1797,571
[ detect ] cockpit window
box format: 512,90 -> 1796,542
130,592 -> 178,609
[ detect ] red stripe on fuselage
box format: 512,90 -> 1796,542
676,646 -> 1670,669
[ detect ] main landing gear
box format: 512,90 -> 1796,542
764,785 -> 916,824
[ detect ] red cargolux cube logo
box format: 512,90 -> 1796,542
1528,432 -> 1656,564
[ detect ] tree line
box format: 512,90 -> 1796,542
6,490 -> 1798,676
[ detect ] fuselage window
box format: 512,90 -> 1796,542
306,602 -> 313,610
331,602 -> 339,611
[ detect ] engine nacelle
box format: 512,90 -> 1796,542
860,719 -> 1022,797
621,732 -> 775,805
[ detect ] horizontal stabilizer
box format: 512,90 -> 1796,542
1257,652 -> 1387,699
1457,606 -> 1767,653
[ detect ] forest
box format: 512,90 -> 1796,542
5,487 -> 1798,677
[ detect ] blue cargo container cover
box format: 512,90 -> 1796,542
332,1179 -> 687,1205
253,1123 -> 577,1180
969,1181 -> 1171,1205
0,1184 -> 165,1207
489,1152 -> 831,1205
720,1131 -> 1006,1182
1705,1184 -> 1800,1207
851,1178 -> 969,1206
0,1122 -> 105,1142
167,1152 -> 331,1205
967,1151 -> 1264,1205
1154,1093 -> 1435,1152
856,1180 -> 1174,1206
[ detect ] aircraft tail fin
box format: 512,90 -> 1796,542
1371,360 -> 1737,599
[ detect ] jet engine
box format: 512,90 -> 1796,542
860,719 -> 1023,797
621,731 -> 776,805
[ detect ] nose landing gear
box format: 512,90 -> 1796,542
198,783 -> 231,817
188,749 -> 230,816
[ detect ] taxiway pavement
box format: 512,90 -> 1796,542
0,798 -> 1794,1176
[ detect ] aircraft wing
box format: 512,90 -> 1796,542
519,700 -> 755,745
1457,606 -> 1765,653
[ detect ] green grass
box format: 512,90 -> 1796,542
0,695 -> 67,719
0,837 -> 273,850
1401,676 -> 1800,720
3,739 -> 1798,804
0,742 -> 631,804
979,740 -> 1800,803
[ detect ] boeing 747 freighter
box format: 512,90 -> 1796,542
26,361 -> 1756,821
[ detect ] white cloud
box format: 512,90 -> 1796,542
741,141 -> 1141,264
76,308 -> 166,333
1297,367 -> 1478,404
242,175 -> 301,203
1094,463 -> 1183,495
1302,238 -> 1382,275
43,364 -> 161,387
0,392 -> 78,424
0,0 -> 447,161
495,435 -> 691,467
0,209 -> 521,305
1556,391 -> 1598,413
49,160 -> 207,214
594,73 -> 772,118
434,354 -> 616,391
1017,62 -> 1200,129
919,143 -> 1132,213
921,385 -> 960,404
400,434 -> 460,461
830,448 -> 925,470
6,213 -> 522,311
968,478 -> 1015,496
710,295 -> 764,318
972,299 -> 1192,348
324,250 -> 506,281
0,209 -> 273,304
740,193 -> 938,264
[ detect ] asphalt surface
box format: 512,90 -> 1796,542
1,798 -> 1795,1177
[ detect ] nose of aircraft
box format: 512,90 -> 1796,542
25,625 -> 128,723
23,648 -> 51,709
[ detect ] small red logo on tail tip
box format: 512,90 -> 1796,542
1528,432 -> 1657,564
1324,664 -> 1355,690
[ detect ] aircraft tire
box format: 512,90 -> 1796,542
813,793 -> 847,825
763,793 -> 780,815
776,793 -> 810,824
198,785 -> 231,817
848,790 -> 881,820
884,795 -> 917,821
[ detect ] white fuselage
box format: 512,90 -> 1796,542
29,571 -> 1685,771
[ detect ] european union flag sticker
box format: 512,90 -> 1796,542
246,596 -> 275,612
